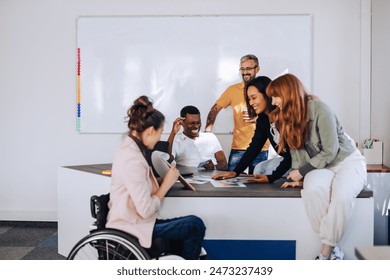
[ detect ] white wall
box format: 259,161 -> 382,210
372,0 -> 390,166
0,0 -> 381,221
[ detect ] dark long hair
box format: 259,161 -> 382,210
244,76 -> 273,118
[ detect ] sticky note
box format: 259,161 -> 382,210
102,169 -> 112,175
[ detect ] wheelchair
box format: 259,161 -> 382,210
67,193 -> 184,260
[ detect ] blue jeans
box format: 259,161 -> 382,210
152,215 -> 206,260
228,149 -> 268,174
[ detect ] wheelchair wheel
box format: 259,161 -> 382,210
67,229 -> 151,260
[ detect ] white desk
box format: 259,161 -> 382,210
355,246 -> 390,260
58,164 -> 374,260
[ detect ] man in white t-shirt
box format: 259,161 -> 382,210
168,106 -> 228,170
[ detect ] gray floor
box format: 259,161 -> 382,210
0,221 -> 66,260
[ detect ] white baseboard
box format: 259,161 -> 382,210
0,210 -> 57,222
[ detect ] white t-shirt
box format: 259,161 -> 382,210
172,132 -> 223,167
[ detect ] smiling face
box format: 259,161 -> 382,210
239,59 -> 259,83
271,96 -> 283,110
182,113 -> 201,139
247,85 -> 268,115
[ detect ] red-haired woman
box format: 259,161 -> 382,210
267,74 -> 367,260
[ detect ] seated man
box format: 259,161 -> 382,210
168,105 -> 227,171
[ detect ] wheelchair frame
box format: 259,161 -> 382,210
67,193 -> 180,260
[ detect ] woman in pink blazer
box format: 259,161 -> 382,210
106,96 -> 206,260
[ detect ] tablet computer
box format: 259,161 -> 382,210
151,151 -> 195,191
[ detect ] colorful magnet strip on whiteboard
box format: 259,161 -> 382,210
77,48 -> 81,132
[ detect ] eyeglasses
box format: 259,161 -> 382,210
239,66 -> 257,72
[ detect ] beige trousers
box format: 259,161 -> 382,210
301,149 -> 367,246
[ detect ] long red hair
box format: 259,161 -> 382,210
267,74 -> 312,153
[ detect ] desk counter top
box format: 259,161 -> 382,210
65,163 -> 390,174
366,164 -> 390,173
64,163 -> 373,199
355,246 -> 390,260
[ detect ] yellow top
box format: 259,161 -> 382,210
216,82 -> 269,151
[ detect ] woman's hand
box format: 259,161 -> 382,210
281,181 -> 303,188
212,171 -> 237,180
156,163 -> 180,200
287,169 -> 303,182
163,162 -> 180,187
247,174 -> 269,183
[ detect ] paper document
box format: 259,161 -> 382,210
210,179 -> 247,188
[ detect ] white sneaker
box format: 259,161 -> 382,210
199,247 -> 208,260
330,246 -> 344,260
156,254 -> 185,260
315,254 -> 330,260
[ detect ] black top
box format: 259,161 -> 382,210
233,113 -> 292,182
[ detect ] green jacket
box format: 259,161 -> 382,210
291,99 -> 357,176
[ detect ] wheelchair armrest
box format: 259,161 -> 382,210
90,193 -> 110,229
90,195 -> 99,219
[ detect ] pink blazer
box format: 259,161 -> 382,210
106,136 -> 161,248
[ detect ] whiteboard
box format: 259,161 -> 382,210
76,15 -> 312,133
